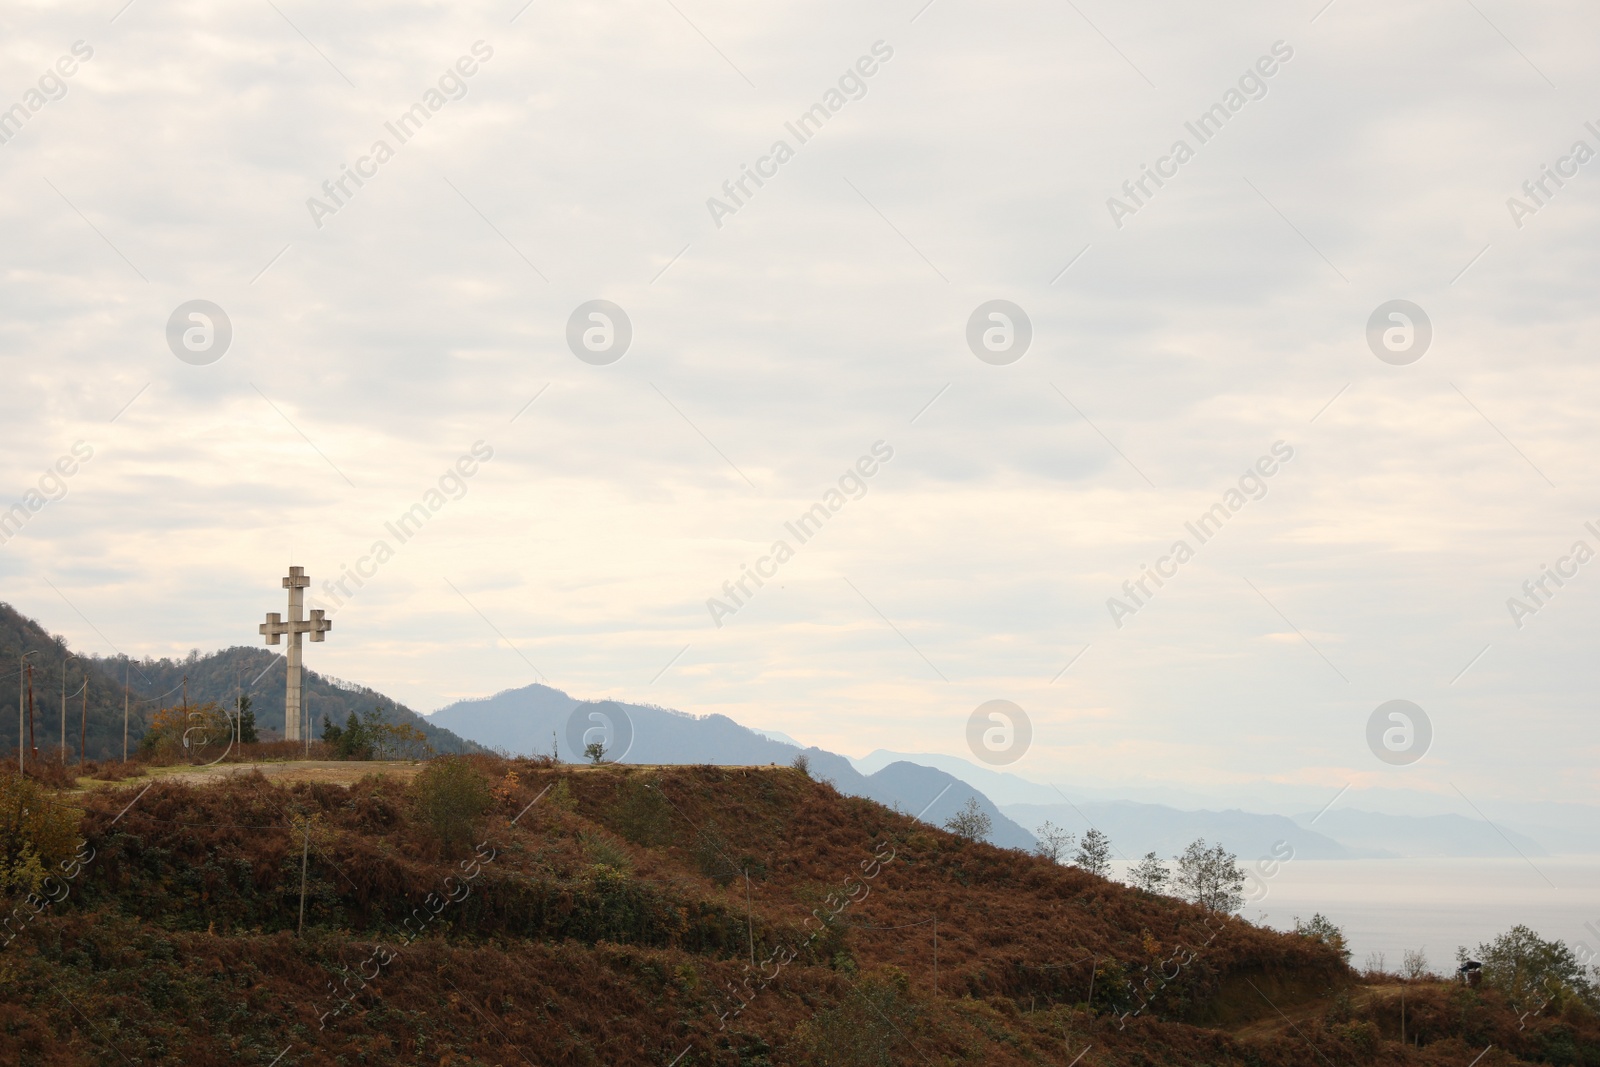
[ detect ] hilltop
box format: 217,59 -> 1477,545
3,757 -> 1593,1065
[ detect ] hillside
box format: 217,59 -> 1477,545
4,759 -> 1594,1065
91,644 -> 481,756
432,682 -> 1035,848
0,602 -> 479,759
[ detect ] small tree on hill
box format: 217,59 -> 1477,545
1073,828 -> 1112,877
585,740 -> 607,765
1174,838 -> 1246,913
1033,821 -> 1075,863
944,797 -> 991,842
1128,851 -> 1170,894
1459,925 -> 1596,1011
1295,913 -> 1352,963
235,695 -> 258,744
791,752 -> 811,778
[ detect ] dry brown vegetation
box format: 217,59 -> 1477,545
0,757 -> 1593,1065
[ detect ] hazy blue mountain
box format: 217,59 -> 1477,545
1293,808 -> 1549,859
1003,800 -> 1360,861
429,683 -> 1035,848
852,748 -> 1064,806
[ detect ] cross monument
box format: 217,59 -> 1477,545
259,566 -> 331,742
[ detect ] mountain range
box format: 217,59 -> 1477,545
429,681 -> 1575,861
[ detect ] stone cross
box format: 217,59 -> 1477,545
259,566 -> 331,742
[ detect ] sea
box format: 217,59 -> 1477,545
1109,856 -> 1600,973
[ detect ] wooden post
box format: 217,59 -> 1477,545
26,663 -> 37,762
933,914 -> 939,996
745,870 -> 755,968
123,663 -> 129,762
1087,956 -> 1096,1009
79,673 -> 88,767
297,815 -> 311,937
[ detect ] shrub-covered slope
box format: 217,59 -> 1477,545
0,759 -> 1593,1065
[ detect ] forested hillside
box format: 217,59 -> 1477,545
0,602 -> 478,760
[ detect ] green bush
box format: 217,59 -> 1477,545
410,758 -> 492,856
0,773 -> 80,896
609,777 -> 673,847
796,976 -> 915,1066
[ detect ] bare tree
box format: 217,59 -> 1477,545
1073,828 -> 1112,877
1033,821 -> 1076,863
944,796 -> 992,842
1173,839 -> 1246,914
1402,947 -> 1430,980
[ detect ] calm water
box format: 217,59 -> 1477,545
1110,857 -> 1600,972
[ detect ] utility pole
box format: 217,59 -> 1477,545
123,662 -> 129,762
19,650 -> 38,774
297,814 -> 311,936
79,671 -> 88,767
25,662 -> 37,762
61,656 -> 73,764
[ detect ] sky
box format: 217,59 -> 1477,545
1,0 -> 1597,824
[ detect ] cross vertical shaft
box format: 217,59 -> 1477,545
260,566 -> 331,743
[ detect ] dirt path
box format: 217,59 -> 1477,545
1232,982 -> 1404,1040
73,759 -> 427,793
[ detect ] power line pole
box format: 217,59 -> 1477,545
61,656 -> 80,764
18,652 -> 26,774
25,661 -> 37,763
123,662 -> 129,763
79,671 -> 88,767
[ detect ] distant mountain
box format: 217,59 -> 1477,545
852,748 -> 1064,806
430,683 -> 1036,848
1293,808 -> 1549,859
1004,800 -> 1360,861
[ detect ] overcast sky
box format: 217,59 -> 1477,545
2,0 -> 1596,819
